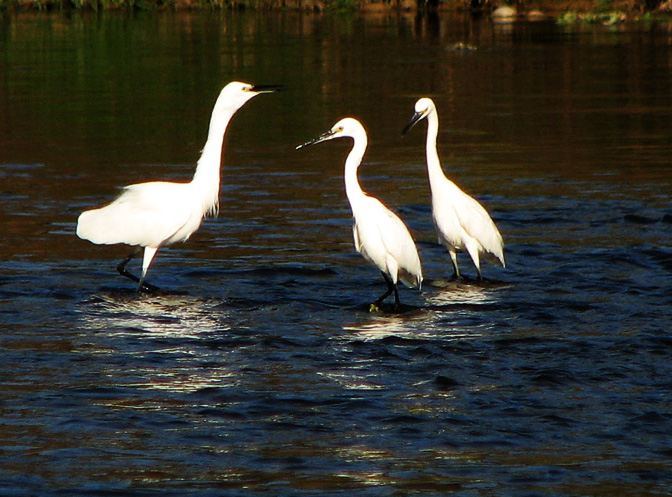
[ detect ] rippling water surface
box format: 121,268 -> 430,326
1,10 -> 672,496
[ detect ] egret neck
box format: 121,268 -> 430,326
344,130 -> 369,208
191,96 -> 238,218
423,109 -> 446,193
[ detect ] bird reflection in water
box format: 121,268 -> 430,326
75,294 -> 239,393
342,310 -> 458,342
341,281 -> 504,342
78,294 -> 227,337
425,280 -> 502,306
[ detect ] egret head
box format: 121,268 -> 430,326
214,81 -> 282,115
402,97 -> 436,135
296,117 -> 365,150
225,81 -> 283,96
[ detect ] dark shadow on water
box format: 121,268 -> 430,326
353,301 -> 422,315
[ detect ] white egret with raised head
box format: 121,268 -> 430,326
77,81 -> 280,291
403,97 -> 505,280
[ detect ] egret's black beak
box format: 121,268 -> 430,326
252,84 -> 284,93
402,111 -> 425,136
295,128 -> 337,150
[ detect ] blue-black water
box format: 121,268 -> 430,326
1,10 -> 672,496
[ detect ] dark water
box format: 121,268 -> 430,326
1,10 -> 672,496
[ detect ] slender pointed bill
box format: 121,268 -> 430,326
402,111 -> 425,136
251,84 -> 284,93
295,129 -> 338,150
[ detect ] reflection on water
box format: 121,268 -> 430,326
425,279 -> 506,306
344,314 -> 420,339
77,293 -> 231,337
342,310 -> 451,341
75,294 -> 243,393
1,10 -> 672,497
318,370 -> 388,390
341,280 -> 508,343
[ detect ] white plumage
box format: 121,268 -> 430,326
403,97 -> 505,280
297,117 -> 422,309
77,81 -> 278,291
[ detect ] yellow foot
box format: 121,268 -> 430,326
369,303 -> 382,313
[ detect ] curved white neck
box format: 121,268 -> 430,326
425,111 -> 446,187
192,105 -> 235,187
189,92 -> 249,218
344,131 -> 368,207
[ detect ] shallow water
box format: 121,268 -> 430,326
1,10 -> 672,496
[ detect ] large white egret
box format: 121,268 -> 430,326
77,81 -> 280,291
297,117 -> 423,310
403,97 -> 505,280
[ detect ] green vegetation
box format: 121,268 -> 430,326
557,10 -> 627,24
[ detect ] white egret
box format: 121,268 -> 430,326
297,117 -> 423,310
77,81 -> 280,291
403,97 -> 505,280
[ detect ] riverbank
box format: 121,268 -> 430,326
1,0 -> 672,17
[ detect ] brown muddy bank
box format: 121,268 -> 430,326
3,0 -> 672,14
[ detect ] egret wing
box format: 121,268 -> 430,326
355,197 -> 422,288
379,208 -> 423,288
77,182 -> 192,247
454,193 -> 505,265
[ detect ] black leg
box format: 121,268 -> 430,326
393,282 -> 400,310
373,272 -> 398,309
449,250 -> 461,281
116,248 -> 158,292
116,248 -> 140,280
